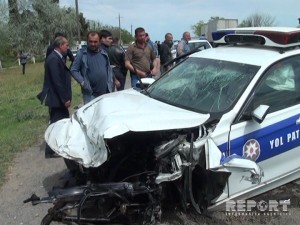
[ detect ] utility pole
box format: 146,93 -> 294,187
75,0 -> 81,43
118,14 -> 122,43
131,24 -> 133,37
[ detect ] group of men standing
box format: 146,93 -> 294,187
37,27 -> 191,158
159,31 -> 191,74
37,30 -> 115,157
125,28 -> 192,87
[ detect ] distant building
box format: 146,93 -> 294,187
201,19 -> 238,42
297,18 -> 300,28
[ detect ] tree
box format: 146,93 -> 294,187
0,21 -> 10,59
78,12 -> 89,39
191,20 -> 205,36
98,25 -> 133,44
84,21 -> 133,44
6,0 -> 78,54
1,0 -> 133,61
119,29 -> 134,44
0,0 -> 14,58
239,13 -> 276,27
8,0 -> 19,23
0,0 -> 8,22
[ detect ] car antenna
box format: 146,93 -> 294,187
119,45 -> 145,90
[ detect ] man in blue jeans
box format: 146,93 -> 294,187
125,27 -> 158,89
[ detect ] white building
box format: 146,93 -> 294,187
201,19 -> 238,42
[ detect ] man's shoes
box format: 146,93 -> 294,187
45,152 -> 61,158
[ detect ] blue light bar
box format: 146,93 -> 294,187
212,30 -> 235,42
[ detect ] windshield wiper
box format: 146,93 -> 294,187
140,88 -> 151,97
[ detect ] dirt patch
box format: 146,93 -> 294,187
0,140 -> 67,225
0,140 -> 300,225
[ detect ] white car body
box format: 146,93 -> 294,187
45,27 -> 300,211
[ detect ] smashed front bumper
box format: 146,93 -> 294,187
24,177 -> 161,225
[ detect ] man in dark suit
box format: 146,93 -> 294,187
38,36 -> 72,158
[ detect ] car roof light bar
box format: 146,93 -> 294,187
213,27 -> 300,47
224,34 -> 266,45
212,30 -> 235,42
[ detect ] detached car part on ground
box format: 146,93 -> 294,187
25,27 -> 300,224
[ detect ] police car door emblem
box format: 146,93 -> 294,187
242,139 -> 260,161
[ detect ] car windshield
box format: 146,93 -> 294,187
147,57 -> 259,114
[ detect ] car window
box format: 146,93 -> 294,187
147,57 -> 259,115
250,55 -> 300,113
188,42 -> 211,51
265,64 -> 295,91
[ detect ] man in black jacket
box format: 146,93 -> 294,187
38,36 -> 72,158
160,33 -> 174,74
107,37 -> 127,91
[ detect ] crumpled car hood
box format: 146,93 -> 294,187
45,89 -> 210,167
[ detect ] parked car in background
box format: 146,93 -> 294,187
188,39 -> 212,51
171,39 -> 212,59
71,49 -> 77,57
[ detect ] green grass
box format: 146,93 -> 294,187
0,55 -> 45,68
0,62 -> 82,186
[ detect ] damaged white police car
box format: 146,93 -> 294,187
27,27 -> 300,224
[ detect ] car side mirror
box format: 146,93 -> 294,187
136,78 -> 155,90
251,105 -> 270,123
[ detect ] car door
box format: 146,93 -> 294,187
227,55 -> 300,197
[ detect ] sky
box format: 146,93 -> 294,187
59,0 -> 300,41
